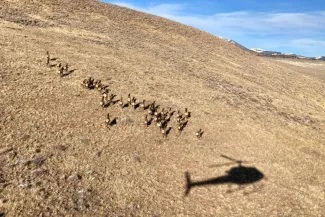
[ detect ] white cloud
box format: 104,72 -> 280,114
285,38 -> 325,56
111,2 -> 134,8
289,38 -> 325,46
265,13 -> 325,29
112,2 -> 185,17
143,3 -> 184,15
110,1 -> 325,56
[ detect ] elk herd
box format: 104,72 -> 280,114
46,51 -> 204,139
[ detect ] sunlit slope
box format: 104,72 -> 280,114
0,0 -> 324,216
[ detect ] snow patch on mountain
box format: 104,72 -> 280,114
218,36 -> 324,60
315,56 -> 325,60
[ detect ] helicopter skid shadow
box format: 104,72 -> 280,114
226,184 -> 245,194
226,182 -> 264,195
242,183 -> 265,195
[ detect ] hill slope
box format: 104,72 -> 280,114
0,0 -> 325,216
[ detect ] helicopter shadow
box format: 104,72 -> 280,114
184,155 -> 264,196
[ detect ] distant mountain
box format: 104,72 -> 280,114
250,48 -> 282,55
249,48 -> 316,60
218,37 -> 324,61
217,36 -> 252,53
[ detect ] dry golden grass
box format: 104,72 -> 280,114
0,0 -> 325,216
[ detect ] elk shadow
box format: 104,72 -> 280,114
61,70 -> 75,77
162,126 -> 172,138
179,121 -> 188,131
111,100 -> 119,105
166,126 -> 172,136
102,103 -> 110,108
134,103 -> 140,110
109,118 -> 117,127
100,85 -> 109,91
49,63 -> 58,68
147,117 -> 153,126
110,94 -> 117,99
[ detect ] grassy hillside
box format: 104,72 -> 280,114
0,0 -> 324,216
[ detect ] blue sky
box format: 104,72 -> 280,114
102,0 -> 325,57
